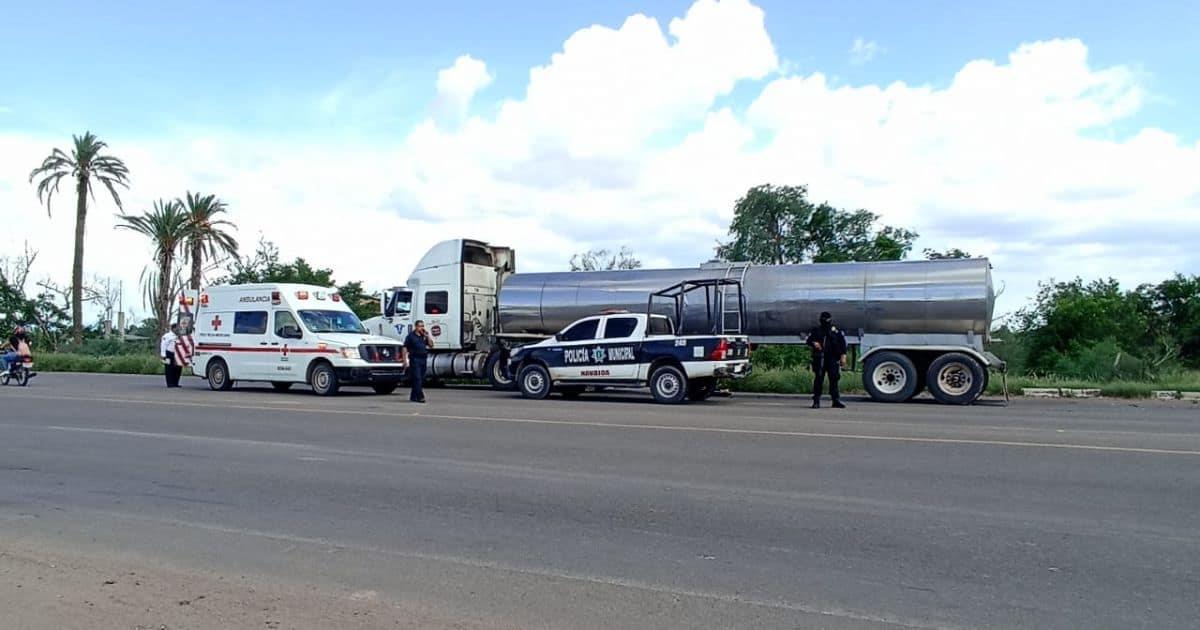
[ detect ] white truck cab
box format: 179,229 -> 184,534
186,283 -> 406,395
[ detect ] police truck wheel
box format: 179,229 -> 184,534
206,359 -> 233,391
926,353 -> 984,405
650,365 -> 688,404
687,378 -> 716,402
559,385 -> 585,399
862,351 -> 918,403
309,362 -> 340,396
372,383 -> 398,395
271,382 -> 293,392
485,351 -> 515,391
518,364 -> 552,400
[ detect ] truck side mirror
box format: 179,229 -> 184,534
281,325 -> 302,339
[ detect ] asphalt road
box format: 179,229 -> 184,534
1,373 -> 1198,629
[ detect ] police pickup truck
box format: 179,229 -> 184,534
506,312 -> 751,403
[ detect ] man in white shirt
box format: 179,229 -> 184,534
160,323 -> 182,388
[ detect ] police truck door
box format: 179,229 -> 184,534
597,316 -> 642,380
551,317 -> 601,381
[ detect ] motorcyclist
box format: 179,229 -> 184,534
2,325 -> 34,377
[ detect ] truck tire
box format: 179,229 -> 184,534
518,364 -> 552,400
309,362 -> 340,396
926,353 -> 984,405
650,365 -> 688,404
687,378 -> 716,402
271,381 -> 293,392
862,351 -> 918,403
485,351 -> 515,390
206,358 -> 233,391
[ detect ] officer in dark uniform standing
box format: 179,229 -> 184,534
402,320 -> 433,403
806,311 -> 847,408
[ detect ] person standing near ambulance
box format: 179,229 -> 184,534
160,323 -> 182,388
402,320 -> 433,403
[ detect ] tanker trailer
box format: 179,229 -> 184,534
364,239 -> 1005,404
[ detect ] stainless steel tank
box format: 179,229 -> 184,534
498,258 -> 995,341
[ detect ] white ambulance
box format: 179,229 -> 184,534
185,283 -> 406,395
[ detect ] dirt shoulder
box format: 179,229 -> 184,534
0,539 -> 501,630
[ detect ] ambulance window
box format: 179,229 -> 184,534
234,311 -> 268,334
425,291 -> 449,315
603,317 -> 638,339
561,319 -> 600,342
274,311 -> 301,337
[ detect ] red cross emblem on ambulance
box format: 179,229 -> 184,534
211,315 -> 222,331
281,345 -> 289,357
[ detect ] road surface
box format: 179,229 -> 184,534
1,373 -> 1198,629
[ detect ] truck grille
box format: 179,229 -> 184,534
359,344 -> 403,363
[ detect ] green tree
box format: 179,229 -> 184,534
1135,274 -> 1200,367
181,191 -> 239,290
1016,278 -> 1148,376
116,199 -> 190,338
29,132 -> 131,345
717,184 -> 917,264
569,247 -> 642,271
924,248 -> 972,260
220,238 -> 376,319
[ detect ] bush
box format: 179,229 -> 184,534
749,345 -> 812,371
36,353 -> 165,375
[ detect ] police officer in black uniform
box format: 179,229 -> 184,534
806,311 -> 847,408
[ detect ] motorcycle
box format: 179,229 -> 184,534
1,356 -> 34,386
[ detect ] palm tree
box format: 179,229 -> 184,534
30,132 -> 130,345
116,199 -> 190,338
180,191 -> 238,290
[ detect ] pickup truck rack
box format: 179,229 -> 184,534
647,278 -> 746,337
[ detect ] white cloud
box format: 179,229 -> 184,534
849,37 -> 881,65
434,55 -> 494,124
1,1 -> 1197,329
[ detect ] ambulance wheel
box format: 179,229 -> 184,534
309,362 -> 340,396
687,378 -> 716,402
271,382 -> 293,392
206,359 -> 233,391
372,383 -> 398,395
650,365 -> 688,404
485,351 -> 515,390
926,353 -> 984,405
517,364 -> 552,400
559,385 -> 585,399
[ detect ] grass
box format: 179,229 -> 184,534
30,353 -> 1200,399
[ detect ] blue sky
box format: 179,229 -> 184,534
4,1 -> 1197,142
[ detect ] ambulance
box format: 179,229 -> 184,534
184,284 -> 406,395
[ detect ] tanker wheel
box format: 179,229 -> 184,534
862,352 -> 919,403
926,353 -> 984,405
485,350 -> 515,390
